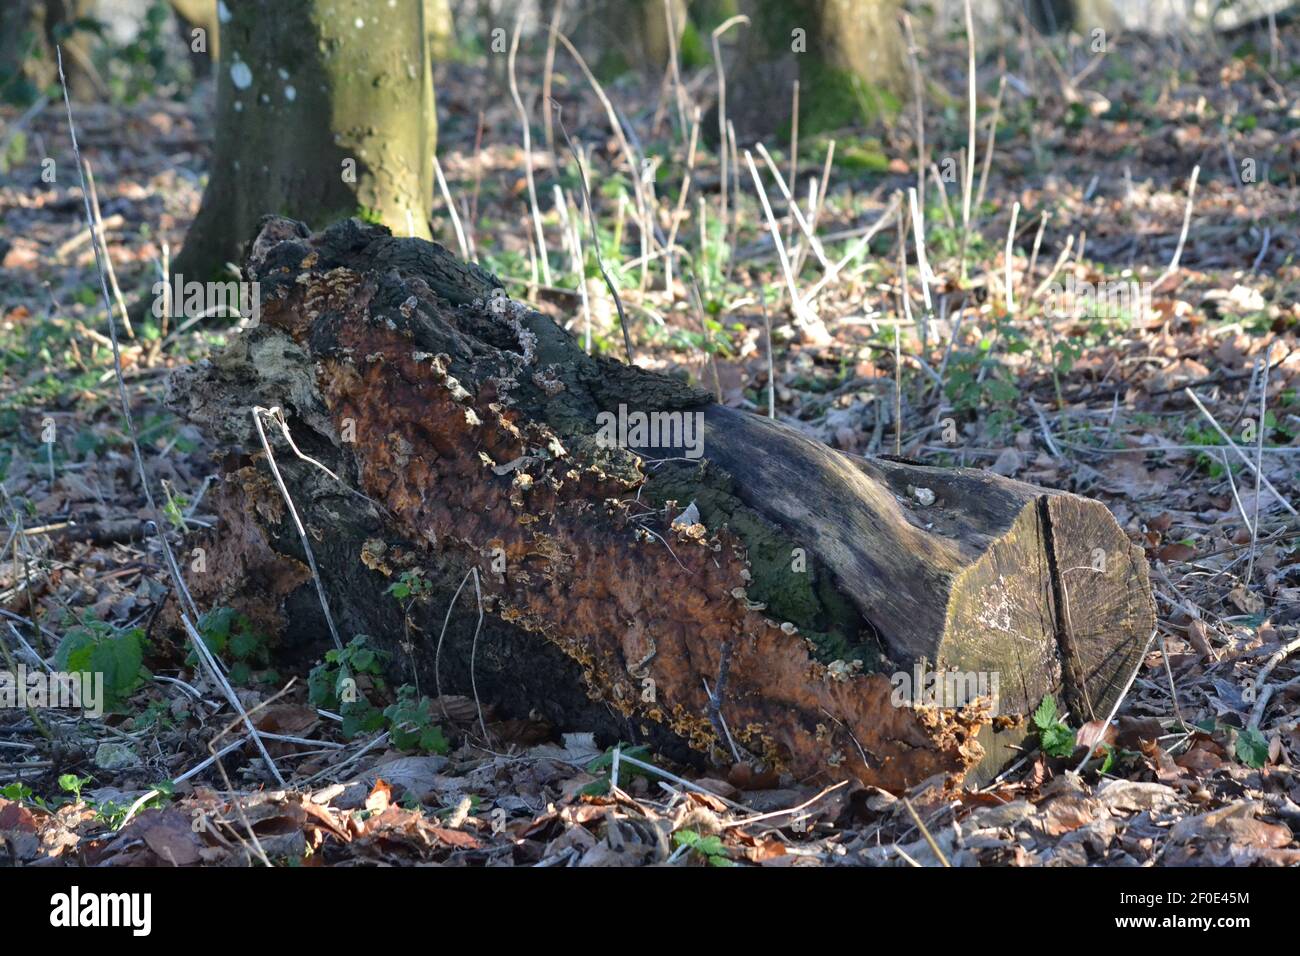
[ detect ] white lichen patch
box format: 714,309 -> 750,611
230,60 -> 253,90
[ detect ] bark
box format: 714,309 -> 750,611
711,0 -> 907,144
173,0 -> 437,280
167,217 -> 1154,790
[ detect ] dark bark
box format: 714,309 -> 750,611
168,217 -> 1154,790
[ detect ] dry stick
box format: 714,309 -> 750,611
555,103 -> 635,364
507,12 -> 551,287
805,194 -> 900,304
663,107 -> 701,292
1004,200 -> 1020,314
251,408 -> 343,652
1184,387 -> 1296,516
57,53 -> 278,779
786,79 -> 800,251
662,0 -> 688,139
908,187 -> 934,343
1031,234 -> 1075,299
791,140 -> 836,281
541,0 -> 565,157
432,155 -> 469,261
1025,211 -> 1049,298
1247,350 -> 1271,583
1249,635 -> 1300,729
894,205 -> 909,456
1074,627 -> 1159,773
972,75 -> 1006,220
1154,165 -> 1200,290
744,150 -> 812,330
901,12 -> 926,213
466,567 -> 491,746
553,33 -> 657,285
928,161 -> 956,231
724,119 -> 742,286
563,189 -> 593,353
82,159 -> 134,339
760,288 -> 775,418
902,796 -> 951,867
754,143 -> 831,270
959,0 -> 978,283
711,14 -> 750,275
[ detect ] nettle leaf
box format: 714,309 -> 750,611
1033,695 -> 1058,730
54,623 -> 146,710
228,628 -> 262,661
1235,727 -> 1269,769
1040,724 -> 1076,758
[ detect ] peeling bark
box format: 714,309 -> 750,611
168,217 -> 1154,790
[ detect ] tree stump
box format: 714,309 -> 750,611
167,217 -> 1155,790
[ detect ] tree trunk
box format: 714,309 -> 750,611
713,0 -> 906,144
167,217 -> 1154,790
173,0 -> 437,280
570,0 -> 687,76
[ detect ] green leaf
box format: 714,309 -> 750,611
1033,695 -> 1058,730
1235,727 -> 1269,769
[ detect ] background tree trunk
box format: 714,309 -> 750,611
0,0 -> 102,105
168,0 -> 220,79
168,217 -> 1155,790
715,0 -> 906,144
570,0 -> 688,76
174,0 -> 437,280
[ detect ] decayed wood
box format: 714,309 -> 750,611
168,217 -> 1154,790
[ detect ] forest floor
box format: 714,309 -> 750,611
1,18 -> 1299,867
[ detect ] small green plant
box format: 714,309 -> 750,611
58,774 -> 91,801
308,636 -> 388,738
192,607 -> 275,686
1033,694 -> 1077,758
1235,726 -> 1269,769
383,686 -> 450,754
674,829 -> 735,866
385,570 -> 433,602
53,618 -> 148,712
580,744 -> 663,796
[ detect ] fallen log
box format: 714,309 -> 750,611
167,217 -> 1155,790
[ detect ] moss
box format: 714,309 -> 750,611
641,459 -> 883,669
786,61 -> 901,141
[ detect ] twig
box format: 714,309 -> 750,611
1247,350 -> 1270,582
251,407 -> 343,651
1154,165 -> 1199,289
902,796 -> 951,867
508,10 -> 551,286
1184,387 -> 1296,516
554,101 -> 635,364
432,155 -> 469,261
